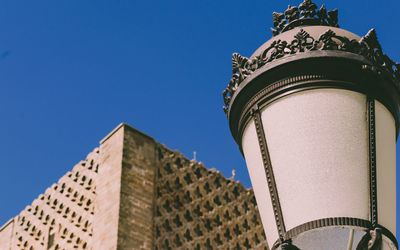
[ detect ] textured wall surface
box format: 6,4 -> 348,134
0,123 -> 268,250
92,125 -> 124,250
0,219 -> 15,249
117,125 -> 158,249
0,147 -> 99,250
154,145 -> 268,250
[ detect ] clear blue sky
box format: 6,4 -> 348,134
1,0 -> 399,238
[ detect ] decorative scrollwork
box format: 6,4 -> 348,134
223,28 -> 400,114
285,6 -> 300,23
356,228 -> 382,250
272,12 -> 286,36
281,241 -> 301,250
299,0 -> 317,18
292,29 -> 315,52
270,0 -> 339,36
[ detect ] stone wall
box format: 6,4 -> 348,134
0,219 -> 15,249
117,125 -> 158,249
154,145 -> 268,250
0,147 -> 99,250
0,123 -> 269,250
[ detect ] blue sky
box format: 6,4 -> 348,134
0,0 -> 399,239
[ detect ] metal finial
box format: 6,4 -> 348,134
270,0 -> 339,37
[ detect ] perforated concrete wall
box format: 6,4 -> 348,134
0,148 -> 99,250
0,123 -> 268,250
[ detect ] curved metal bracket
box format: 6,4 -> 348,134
356,228 -> 382,250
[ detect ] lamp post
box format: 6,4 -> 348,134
222,1 -> 400,249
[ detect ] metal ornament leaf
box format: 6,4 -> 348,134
291,29 -> 314,52
317,4 -> 328,24
327,9 -> 339,27
270,1 -> 340,36
232,53 -> 248,73
271,12 -> 287,36
299,0 -> 318,18
284,5 -> 300,23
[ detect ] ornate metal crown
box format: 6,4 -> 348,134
222,1 -> 400,115
222,28 -> 400,114
271,0 -> 338,36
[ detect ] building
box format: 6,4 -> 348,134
0,123 -> 268,249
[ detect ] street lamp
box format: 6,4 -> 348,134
223,1 -> 400,249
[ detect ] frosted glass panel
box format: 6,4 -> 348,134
242,119 -> 279,247
291,227 -> 365,250
382,235 -> 398,250
289,227 -> 396,250
375,100 -> 396,234
261,89 -> 369,231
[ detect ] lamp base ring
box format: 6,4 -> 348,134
271,218 -> 397,250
